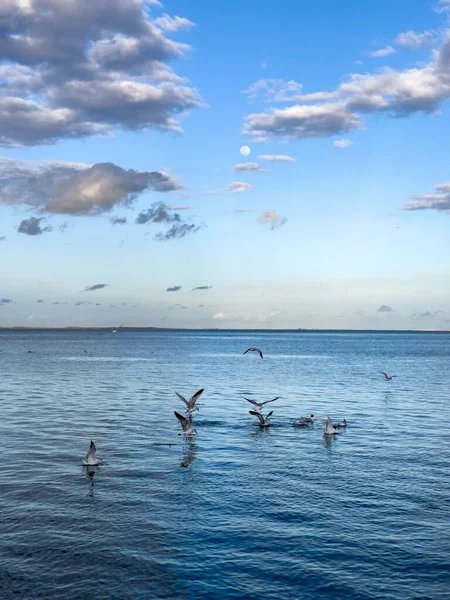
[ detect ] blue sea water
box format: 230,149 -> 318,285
0,329 -> 449,600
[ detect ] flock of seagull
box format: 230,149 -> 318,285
82,346 -> 398,466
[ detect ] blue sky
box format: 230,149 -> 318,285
0,0 -> 449,329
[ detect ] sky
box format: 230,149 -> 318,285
0,0 -> 450,329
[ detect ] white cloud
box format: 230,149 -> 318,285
225,182 -> 252,193
402,181 -> 450,212
257,209 -> 287,230
395,30 -> 437,49
369,46 -> 397,58
154,14 -> 195,32
258,154 -> 296,163
242,78 -> 303,103
333,138 -> 353,148
233,162 -> 266,172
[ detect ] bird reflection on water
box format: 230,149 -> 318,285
180,440 -> 197,468
84,464 -> 98,496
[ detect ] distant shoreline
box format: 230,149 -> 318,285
0,327 -> 449,333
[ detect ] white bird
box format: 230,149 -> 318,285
174,411 -> 197,436
240,394 -> 279,412
243,348 -> 263,359
100,324 -> 123,335
318,416 -> 338,435
83,440 -> 103,466
380,371 -> 397,381
294,419 -> 310,426
176,388 -> 204,415
335,419 -> 347,428
301,414 -> 315,423
249,410 -> 273,427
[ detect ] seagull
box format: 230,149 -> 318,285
380,371 -> 397,381
240,394 -> 279,412
174,411 -> 197,436
100,325 -> 123,335
83,440 -> 103,466
301,414 -> 315,423
294,418 -> 310,426
249,410 -> 273,427
243,348 -> 263,359
175,388 -> 204,416
335,419 -> 347,428
318,416 -> 339,435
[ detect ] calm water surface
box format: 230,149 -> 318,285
0,330 -> 449,599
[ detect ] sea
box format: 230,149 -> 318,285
0,329 -> 449,600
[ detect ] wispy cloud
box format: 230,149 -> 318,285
225,182 -> 252,193
402,181 -> 450,213
17,216 -> 52,236
154,14 -> 195,32
258,154 -> 295,163
192,286 -> 213,290
111,217 -> 127,225
155,223 -> 204,241
257,209 -> 287,230
377,305 -> 393,313
333,138 -> 353,148
369,46 -> 397,58
1,298 -> 13,304
167,286 -> 182,292
242,78 -> 303,103
167,205 -> 192,210
233,162 -> 266,172
83,284 -> 109,292
395,30 -> 436,49
409,310 -> 444,319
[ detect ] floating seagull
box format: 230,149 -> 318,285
240,394 -> 279,412
174,411 -> 197,436
380,371 -> 397,381
301,414 -> 315,423
318,416 -> 338,435
176,388 -> 204,416
294,418 -> 310,426
334,419 -> 347,428
243,348 -> 263,359
83,440 -> 103,466
249,410 -> 273,427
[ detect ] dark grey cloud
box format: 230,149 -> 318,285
111,217 -> 127,225
17,216 -> 52,235
0,158 -> 182,216
52,302 -> 59,305
0,0 -> 202,146
0,236 -> 5,241
377,305 -> 393,313
1,298 -> 13,304
242,34 -> 450,141
192,286 -> 213,290
136,202 -> 182,224
36,299 -> 44,303
75,301 -> 92,306
155,222 -> 204,241
95,303 -> 101,306
83,284 -> 109,292
197,304 -> 205,308
402,181 -> 450,213
59,222 -> 68,232
167,286 -> 182,292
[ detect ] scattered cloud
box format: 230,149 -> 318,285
257,209 -> 287,230
83,284 -> 109,292
135,201 -> 182,224
36,299 -> 44,303
436,0 -> 450,14
167,286 -> 182,292
0,236 -> 6,241
377,304 -> 393,313
242,78 -> 303,103
197,304 -> 205,308
369,46 -> 397,58
155,222 -> 204,241
0,1 -> 202,146
232,208 -> 252,213
52,302 -> 59,305
409,310 -> 444,319
167,205 -> 192,210
242,32 -> 450,142
355,60 -> 364,65
402,181 -> 450,213
1,298 -> 13,304
17,216 -> 52,236
75,301 -> 92,306
192,286 -> 213,291
154,14 -> 195,32
225,181 -> 252,193
59,222 -> 68,232
0,157 -> 182,216
333,138 -> 353,148
395,30 -> 436,49
111,217 -> 127,225
233,162 -> 266,172
258,154 -> 295,163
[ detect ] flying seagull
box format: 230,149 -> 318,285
240,394 -> 279,412
100,324 -> 123,335
318,416 -> 339,435
380,371 -> 397,381
176,388 -> 204,416
83,440 -> 103,466
243,348 -> 263,359
249,410 -> 273,427
174,411 -> 197,436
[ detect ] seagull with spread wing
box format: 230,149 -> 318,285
243,348 -> 263,359
380,371 -> 397,381
83,440 -> 103,466
318,416 -> 339,435
174,411 -> 197,436
240,394 -> 279,413
249,410 -> 273,427
176,388 -> 204,416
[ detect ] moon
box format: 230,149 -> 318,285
240,145 -> 251,156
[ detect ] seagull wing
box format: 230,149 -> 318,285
249,410 -> 264,425
174,411 -> 189,431
380,371 -> 389,380
256,349 -> 263,358
317,417 -> 328,425
266,411 -> 273,418
175,392 -> 189,407
243,348 -> 252,355
86,440 -> 96,461
189,388 -> 204,408
261,397 -> 279,406
242,396 -> 259,407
